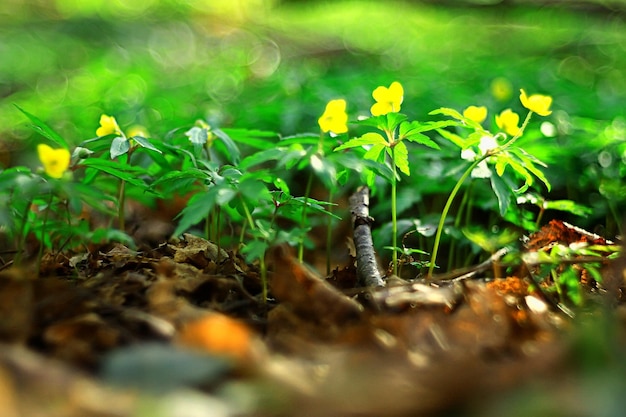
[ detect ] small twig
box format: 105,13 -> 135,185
430,247 -> 509,283
349,186 -> 384,287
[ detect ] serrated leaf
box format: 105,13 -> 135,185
334,132 -> 388,151
15,105 -> 69,149
351,115 -> 388,129
436,128 -> 467,148
400,120 -> 459,137
403,132 -> 440,149
511,148 -> 551,191
363,143 -> 386,163
429,107 -> 484,131
384,112 -> 408,131
110,137 -> 130,159
393,141 -> 410,176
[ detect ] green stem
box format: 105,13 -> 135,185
391,145 -> 398,276
325,191 -> 334,276
428,156 -> 486,278
36,192 -> 54,277
259,254 -> 268,302
14,197 -> 33,267
118,179 -> 126,231
298,171 -> 314,263
240,197 -> 256,231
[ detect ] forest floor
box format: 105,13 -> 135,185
0,215 -> 625,417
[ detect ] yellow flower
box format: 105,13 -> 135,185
495,109 -> 521,136
519,89 -> 552,116
318,99 -> 348,134
96,114 -> 122,137
462,105 -> 488,123
370,81 -> 403,116
37,144 -> 70,179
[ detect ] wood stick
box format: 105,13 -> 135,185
349,186 -> 385,287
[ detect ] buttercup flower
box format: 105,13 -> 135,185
370,81 -> 403,116
463,105 -> 488,124
519,89 -> 552,116
37,144 -> 70,179
495,109 -> 521,136
96,114 -> 122,137
318,99 -> 348,134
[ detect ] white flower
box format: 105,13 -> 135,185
478,135 -> 498,155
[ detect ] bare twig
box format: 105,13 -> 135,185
349,186 -> 385,287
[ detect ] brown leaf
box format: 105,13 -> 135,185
269,246 -> 363,326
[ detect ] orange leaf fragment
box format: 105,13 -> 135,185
178,314 -> 254,363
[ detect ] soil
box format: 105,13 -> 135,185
0,219 -> 624,417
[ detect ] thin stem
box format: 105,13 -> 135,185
428,156 -> 486,278
298,171 -> 314,263
390,146 -> 398,276
14,197 -> 33,267
325,190 -> 334,276
117,179 -> 126,231
240,197 -> 256,231
259,254 -> 268,303
36,192 -> 54,277
215,207 -> 222,263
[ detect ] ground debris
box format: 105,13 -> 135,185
0,223 -> 623,416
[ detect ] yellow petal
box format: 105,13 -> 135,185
96,114 -> 121,137
462,105 -> 488,123
318,99 -> 348,134
388,81 -> 404,105
495,109 -> 521,136
37,144 -> 70,179
519,89 -> 552,116
371,82 -> 403,115
370,102 -> 392,117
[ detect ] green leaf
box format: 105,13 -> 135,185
363,143 -> 386,163
393,141 -> 410,176
15,105 -> 69,149
334,132 -> 388,151
384,112 -> 408,131
309,153 -> 338,189
239,147 -> 301,171
173,191 -> 216,237
132,136 -> 162,154
510,148 -> 551,191
110,137 -> 130,159
403,132 -> 440,150
543,200 -> 593,217
400,120 -> 458,137
212,128 -> 241,165
185,127 -> 208,146
240,239 -> 269,263
221,128 -> 279,150
80,159 -> 147,189
436,128 -> 467,148
429,107 -> 484,131
489,172 -> 513,216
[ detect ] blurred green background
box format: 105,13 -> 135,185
1,0 -> 625,236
